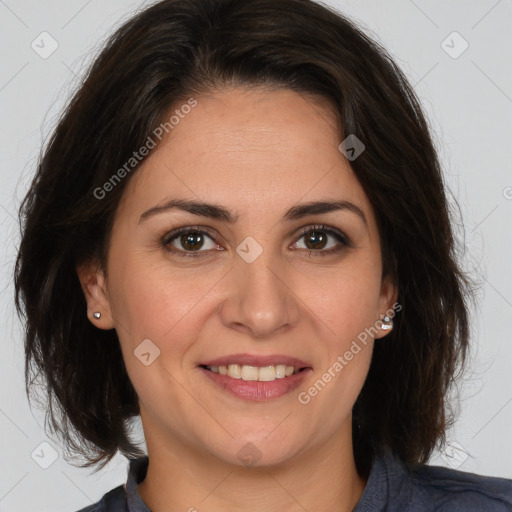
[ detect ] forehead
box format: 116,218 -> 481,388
117,87 -> 375,227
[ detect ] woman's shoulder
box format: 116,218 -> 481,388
408,460 -> 512,511
74,484 -> 127,512
74,455 -> 149,511
357,450 -> 512,511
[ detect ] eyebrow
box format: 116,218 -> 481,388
139,198 -> 367,227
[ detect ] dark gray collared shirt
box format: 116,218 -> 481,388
76,451 -> 512,511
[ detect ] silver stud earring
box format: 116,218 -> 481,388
381,315 -> 393,330
93,312 -> 101,319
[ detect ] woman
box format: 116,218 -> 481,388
14,0 -> 512,510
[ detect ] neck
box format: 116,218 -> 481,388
137,411 -> 366,512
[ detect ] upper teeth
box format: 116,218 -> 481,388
206,364 -> 298,381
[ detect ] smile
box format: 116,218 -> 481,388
199,364 -> 312,401
202,364 -> 305,381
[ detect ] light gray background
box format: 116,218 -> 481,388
1,0 -> 511,510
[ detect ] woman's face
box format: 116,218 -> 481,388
82,87 -> 396,467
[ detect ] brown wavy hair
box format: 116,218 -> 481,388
14,0 -> 476,474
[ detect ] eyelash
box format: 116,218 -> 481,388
162,224 -> 351,258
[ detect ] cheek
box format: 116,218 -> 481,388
107,261 -> 205,409
320,344 -> 373,431
108,252 -> 216,340
302,261 -> 380,406
296,333 -> 374,439
106,256 -> 229,403
303,301 -> 376,426
306,260 -> 382,339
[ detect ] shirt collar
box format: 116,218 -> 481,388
126,455 -> 151,511
353,449 -> 412,512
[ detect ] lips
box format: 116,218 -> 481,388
198,365 -> 312,401
197,353 -> 313,401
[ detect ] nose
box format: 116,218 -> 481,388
219,245 -> 301,339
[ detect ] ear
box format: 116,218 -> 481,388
374,274 -> 399,340
76,260 -> 115,329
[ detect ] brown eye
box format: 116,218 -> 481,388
293,225 -> 350,257
178,231 -> 206,251
163,228 -> 219,256
303,230 -> 329,250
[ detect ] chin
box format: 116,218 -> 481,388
204,433 -> 304,469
